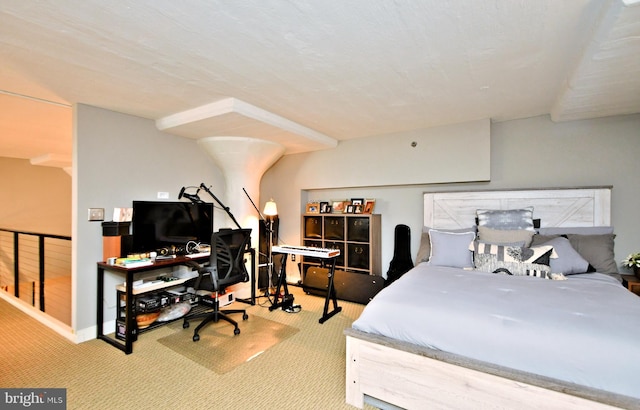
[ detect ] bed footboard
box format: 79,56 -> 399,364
345,329 -> 632,409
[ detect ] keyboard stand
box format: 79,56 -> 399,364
269,253 -> 296,312
269,248 -> 342,323
318,257 -> 342,324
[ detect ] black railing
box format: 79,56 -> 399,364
0,228 -> 72,313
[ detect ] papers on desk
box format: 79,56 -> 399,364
185,252 -> 210,259
116,257 -> 153,268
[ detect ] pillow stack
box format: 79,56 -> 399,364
473,207 -> 561,279
415,206 -> 617,279
531,227 -> 618,275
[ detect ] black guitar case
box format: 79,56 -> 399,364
385,224 -> 413,286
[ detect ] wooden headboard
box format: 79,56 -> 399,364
424,187 -> 611,229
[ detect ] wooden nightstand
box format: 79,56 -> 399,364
621,275 -> 640,296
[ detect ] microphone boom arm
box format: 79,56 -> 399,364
199,183 -> 242,229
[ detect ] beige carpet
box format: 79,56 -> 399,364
158,315 -> 299,374
0,286 -> 378,410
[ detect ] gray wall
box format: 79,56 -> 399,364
72,107 -> 639,339
261,114 -> 640,283
74,104 -> 225,339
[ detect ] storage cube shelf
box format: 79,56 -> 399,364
301,214 -> 381,277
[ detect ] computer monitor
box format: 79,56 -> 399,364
131,201 -> 213,253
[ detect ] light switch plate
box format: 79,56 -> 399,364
88,208 -> 105,221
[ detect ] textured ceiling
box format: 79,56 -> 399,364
1,0 -> 639,168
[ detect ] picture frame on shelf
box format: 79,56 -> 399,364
354,204 -> 363,214
331,200 -> 348,214
320,201 -> 331,213
364,199 -> 376,214
346,204 -> 355,213
351,198 -> 364,206
306,202 -> 320,214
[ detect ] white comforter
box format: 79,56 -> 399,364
352,263 -> 640,399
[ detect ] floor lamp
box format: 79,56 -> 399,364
263,199 -> 278,295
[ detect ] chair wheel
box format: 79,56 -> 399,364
242,313 -> 248,320
183,321 -> 190,329
234,328 -> 240,335
193,334 -> 200,342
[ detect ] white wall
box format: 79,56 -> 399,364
261,114 -> 640,282
74,104 -> 225,340
0,157 -> 71,236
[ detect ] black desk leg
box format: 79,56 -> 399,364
319,257 -> 342,324
97,266 -> 104,339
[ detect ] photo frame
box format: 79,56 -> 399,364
363,199 -> 376,214
346,204 -> 355,214
319,201 -> 331,213
331,200 -> 347,214
354,204 -> 364,214
351,198 -> 364,206
306,202 -> 320,214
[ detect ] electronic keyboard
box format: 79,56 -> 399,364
272,245 -> 340,258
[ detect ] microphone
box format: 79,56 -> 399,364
181,188 -> 203,203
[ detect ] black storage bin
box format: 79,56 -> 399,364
304,216 -> 322,238
348,243 -> 370,270
324,216 -> 344,240
347,217 -> 369,242
324,241 -> 345,267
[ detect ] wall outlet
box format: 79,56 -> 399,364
88,208 -> 105,221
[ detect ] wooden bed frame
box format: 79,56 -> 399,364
345,187 -> 640,410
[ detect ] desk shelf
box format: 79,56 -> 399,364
115,274 -> 197,295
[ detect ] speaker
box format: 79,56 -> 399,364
102,234 -> 133,260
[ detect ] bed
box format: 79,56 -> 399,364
345,187 -> 640,410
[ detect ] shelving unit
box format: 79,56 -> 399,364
301,213 -> 381,276
300,213 -> 383,304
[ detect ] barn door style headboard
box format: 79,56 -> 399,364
424,187 -> 611,229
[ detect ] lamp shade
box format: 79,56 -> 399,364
263,199 -> 278,217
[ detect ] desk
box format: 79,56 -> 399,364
97,250 -> 255,354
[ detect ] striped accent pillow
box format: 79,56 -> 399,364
471,242 -> 558,279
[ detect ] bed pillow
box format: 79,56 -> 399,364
473,242 -> 557,279
427,229 -> 476,269
537,226 -> 614,236
530,234 -> 561,246
476,207 -> 535,231
565,233 -> 618,274
535,236 -> 590,275
416,226 -> 476,263
477,226 -> 534,247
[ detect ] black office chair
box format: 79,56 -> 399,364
183,228 -> 252,342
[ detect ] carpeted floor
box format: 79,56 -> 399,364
158,314 -> 299,374
0,286 -> 378,410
